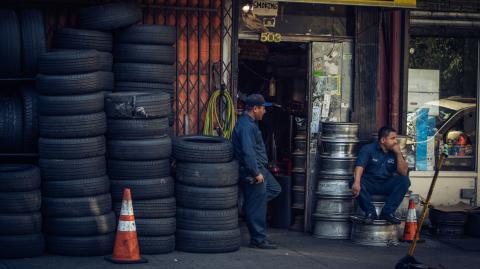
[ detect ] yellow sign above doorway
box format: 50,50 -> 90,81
275,0 -> 416,8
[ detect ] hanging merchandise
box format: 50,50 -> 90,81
268,77 -> 276,97
203,85 -> 237,139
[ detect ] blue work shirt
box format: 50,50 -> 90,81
232,113 -> 268,178
355,142 -> 398,180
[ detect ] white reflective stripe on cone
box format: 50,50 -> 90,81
118,220 -> 137,232
406,209 -> 417,222
120,200 -> 134,216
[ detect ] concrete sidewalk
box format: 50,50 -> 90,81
2,226 -> 479,269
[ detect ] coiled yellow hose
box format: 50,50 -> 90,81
203,90 -> 236,139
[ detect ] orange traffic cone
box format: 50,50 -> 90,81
402,198 -> 418,243
105,188 -> 147,263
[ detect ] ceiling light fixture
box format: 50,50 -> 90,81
242,3 -> 252,13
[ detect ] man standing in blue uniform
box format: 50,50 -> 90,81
232,94 -> 281,249
352,126 -> 410,224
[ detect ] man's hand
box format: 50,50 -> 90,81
352,182 -> 361,198
255,174 -> 265,184
392,143 -> 409,176
391,144 -> 402,155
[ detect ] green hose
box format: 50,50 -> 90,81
203,89 -> 236,139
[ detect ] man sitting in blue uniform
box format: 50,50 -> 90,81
352,126 -> 410,224
232,94 -> 281,249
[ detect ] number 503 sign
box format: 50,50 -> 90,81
260,32 -> 282,43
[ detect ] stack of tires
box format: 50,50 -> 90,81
0,9 -> 44,152
173,136 -> 241,253
0,95 -> 24,152
53,28 -> 114,93
106,91 -> 175,254
53,2 -> 145,94
113,24 -> 176,126
37,50 -> 116,256
0,10 -> 22,78
0,164 -> 44,258
0,89 -> 38,153
0,9 -> 46,78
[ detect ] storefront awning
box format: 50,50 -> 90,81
275,0 -> 416,8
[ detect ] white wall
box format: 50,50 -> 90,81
409,171 -> 475,206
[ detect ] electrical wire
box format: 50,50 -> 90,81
203,89 -> 236,139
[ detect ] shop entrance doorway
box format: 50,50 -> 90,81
237,40 -> 309,230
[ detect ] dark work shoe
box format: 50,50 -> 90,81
249,240 -> 277,249
364,211 -> 378,224
380,213 -> 401,225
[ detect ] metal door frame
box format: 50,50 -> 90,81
236,35 -> 353,232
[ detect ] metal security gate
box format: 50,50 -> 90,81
44,0 -> 235,136
140,0 -> 235,135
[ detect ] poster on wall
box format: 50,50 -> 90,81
311,42 -> 352,124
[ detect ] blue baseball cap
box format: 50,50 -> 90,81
245,94 -> 272,107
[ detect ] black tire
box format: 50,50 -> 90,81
46,233 -> 114,256
176,229 -> 241,253
0,212 -> 42,235
0,190 -> 41,213
0,10 -> 21,78
38,92 -> 104,116
38,136 -> 105,160
39,136 -> 105,159
176,161 -> 238,187
115,81 -> 175,113
0,233 -> 44,258
110,177 -> 174,201
176,184 -> 237,210
136,217 -> 176,236
138,235 -> 175,254
113,82 -> 174,123
105,91 -> 170,119
177,207 -> 238,231
114,44 -> 175,64
39,112 -> 107,138
78,3 -> 141,31
0,164 -> 41,192
115,24 -> 176,45
36,72 -> 102,96
42,194 -> 112,217
114,63 -> 175,84
54,28 -> 113,52
0,97 -> 23,151
98,51 -> 113,71
38,49 -> 99,75
99,71 -> 114,91
173,136 -> 233,163
107,159 -> 170,180
39,156 -> 106,181
20,9 -> 46,76
44,212 -> 116,236
115,81 -> 174,93
21,88 -> 39,150
114,197 -> 176,219
42,176 -> 110,198
107,117 -> 169,139
107,136 -> 171,160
